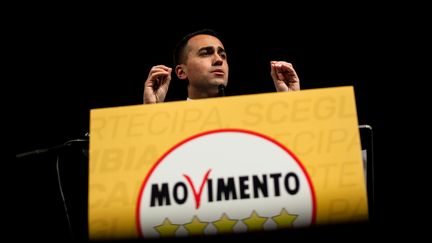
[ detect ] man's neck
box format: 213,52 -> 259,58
188,85 -> 218,99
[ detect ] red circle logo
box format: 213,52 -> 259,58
137,129 -> 316,238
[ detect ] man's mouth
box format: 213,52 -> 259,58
211,69 -> 225,76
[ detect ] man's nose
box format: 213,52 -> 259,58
213,54 -> 223,66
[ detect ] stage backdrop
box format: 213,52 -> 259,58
88,86 -> 368,240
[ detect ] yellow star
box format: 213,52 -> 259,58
212,213 -> 238,234
183,216 -> 208,236
154,218 -> 180,237
272,208 -> 298,229
242,210 -> 268,232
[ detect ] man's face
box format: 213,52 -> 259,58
182,34 -> 229,93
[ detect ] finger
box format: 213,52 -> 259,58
270,61 -> 278,81
165,67 -> 172,84
152,65 -> 171,71
272,63 -> 285,80
152,69 -> 172,89
276,71 -> 285,80
145,71 -> 167,90
277,63 -> 299,80
149,66 -> 172,78
150,70 -> 170,81
149,67 -> 166,76
274,62 -> 289,72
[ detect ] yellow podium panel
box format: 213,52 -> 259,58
89,86 -> 368,240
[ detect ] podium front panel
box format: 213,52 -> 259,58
88,86 -> 368,240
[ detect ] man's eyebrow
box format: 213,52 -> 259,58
197,46 -> 225,52
198,46 -> 214,52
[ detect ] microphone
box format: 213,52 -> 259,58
218,84 -> 226,97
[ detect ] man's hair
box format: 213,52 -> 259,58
173,29 -> 219,67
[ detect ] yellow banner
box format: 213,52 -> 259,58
89,86 -> 368,240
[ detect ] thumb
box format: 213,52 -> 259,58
270,61 -> 278,81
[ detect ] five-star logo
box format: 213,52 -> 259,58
136,129 -> 316,238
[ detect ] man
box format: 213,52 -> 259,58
143,29 -> 300,104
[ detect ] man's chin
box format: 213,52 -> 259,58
210,79 -> 228,87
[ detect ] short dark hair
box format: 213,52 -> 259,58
173,29 -> 219,67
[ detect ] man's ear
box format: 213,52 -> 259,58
175,64 -> 187,80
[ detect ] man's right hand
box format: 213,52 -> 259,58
143,65 -> 172,104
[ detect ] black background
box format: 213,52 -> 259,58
13,4 -> 415,242
15,8 -> 385,152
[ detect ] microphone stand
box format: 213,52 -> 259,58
15,135 -> 90,240
16,137 -> 89,159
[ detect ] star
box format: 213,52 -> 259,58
242,210 -> 268,231
154,218 -> 180,237
183,216 -> 208,236
272,208 -> 298,229
212,213 -> 238,234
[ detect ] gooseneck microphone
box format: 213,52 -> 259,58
218,84 -> 226,97
16,137 -> 89,159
